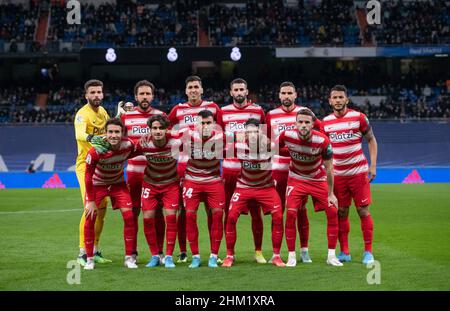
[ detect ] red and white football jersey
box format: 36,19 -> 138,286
85,138 -> 136,200
267,105 -> 321,172
278,129 -> 332,182
135,134 -> 182,185
321,109 -> 370,177
168,100 -> 223,164
183,130 -> 226,183
221,102 -> 265,172
120,107 -> 165,174
234,140 -> 274,189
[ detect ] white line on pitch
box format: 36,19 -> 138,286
0,209 -> 81,215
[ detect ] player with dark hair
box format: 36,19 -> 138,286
222,119 -> 285,267
120,80 -> 166,263
181,109 -> 225,268
278,108 -> 342,267
83,118 -> 138,270
221,78 -> 267,264
134,115 -> 182,268
266,81 -> 321,264
74,79 -> 111,266
168,75 -> 223,263
322,85 -> 378,265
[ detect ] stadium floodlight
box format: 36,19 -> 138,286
230,47 -> 241,61
105,48 -> 117,63
167,47 -> 178,62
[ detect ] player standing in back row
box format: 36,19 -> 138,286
74,79 -> 111,266
168,75 -> 223,263
121,80 -> 166,262
321,85 -> 378,265
221,78 -> 267,264
266,81 -> 321,263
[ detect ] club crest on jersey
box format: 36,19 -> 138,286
131,126 -> 150,135
329,131 -> 355,142
184,115 -> 199,124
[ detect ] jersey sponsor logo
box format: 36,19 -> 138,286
242,161 -> 271,170
100,163 -> 122,170
92,127 -> 105,135
329,131 -> 355,142
145,154 -> 173,163
192,149 -> 217,159
131,126 -> 150,135
242,161 -> 262,170
184,115 -> 199,124
227,122 -> 246,132
290,151 -> 317,162
277,124 -> 296,132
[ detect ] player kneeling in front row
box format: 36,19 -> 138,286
83,118 -> 138,270
223,119 -> 285,267
136,115 -> 181,268
277,108 -> 342,267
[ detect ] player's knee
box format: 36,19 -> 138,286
121,210 -> 134,224
286,209 -> 297,224
271,210 -> 283,225
338,207 -> 349,218
357,206 -> 370,217
326,206 -> 338,219
143,210 -> 155,218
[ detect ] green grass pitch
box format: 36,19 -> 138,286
0,184 -> 449,291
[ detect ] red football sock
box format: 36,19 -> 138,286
360,214 -> 374,252
155,208 -> 165,253
165,214 -> 177,256
206,206 -> 213,249
338,216 -> 350,254
143,217 -> 159,256
225,212 -> 238,257
132,208 -> 139,254
285,209 -> 297,252
271,209 -> 284,254
210,210 -> 223,255
297,208 -> 309,248
249,203 -> 263,251
84,213 -> 97,258
122,210 -> 136,257
326,206 -> 338,249
186,212 -> 199,255
177,209 -> 187,253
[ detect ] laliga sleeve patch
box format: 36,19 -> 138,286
86,154 -> 92,165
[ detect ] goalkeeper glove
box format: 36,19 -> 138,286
89,136 -> 111,154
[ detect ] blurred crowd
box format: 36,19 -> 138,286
1,0 -> 449,52
1,81 -> 449,124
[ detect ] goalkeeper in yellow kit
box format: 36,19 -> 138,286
75,79 -> 112,265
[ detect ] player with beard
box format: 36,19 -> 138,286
266,81 -> 321,263
221,78 -> 267,263
121,80 -> 166,263
74,79 -> 111,266
321,85 -> 378,265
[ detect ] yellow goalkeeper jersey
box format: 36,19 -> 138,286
74,103 -> 110,169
